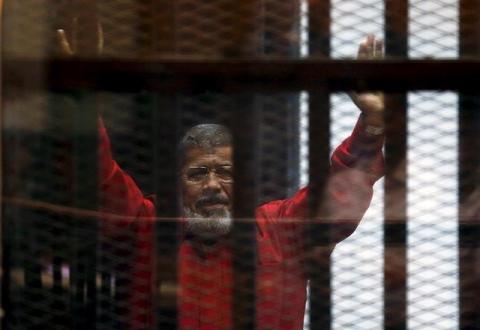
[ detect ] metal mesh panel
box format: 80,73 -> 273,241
2,1 -> 480,330
99,0 -> 299,58
330,93 -> 384,330
3,92 -> 99,328
329,2 -> 385,328
407,92 -> 458,329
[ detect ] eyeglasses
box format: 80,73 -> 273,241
183,165 -> 234,184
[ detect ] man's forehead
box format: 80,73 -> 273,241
184,146 -> 233,164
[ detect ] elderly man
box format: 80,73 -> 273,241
94,39 -> 384,330
59,23 -> 385,329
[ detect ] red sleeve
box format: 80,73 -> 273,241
98,119 -> 155,232
98,118 -> 156,329
331,114 -> 384,183
256,115 -> 384,249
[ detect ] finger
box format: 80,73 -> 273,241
358,40 -> 369,59
56,29 -> 74,56
97,22 -> 104,54
374,38 -> 384,59
366,34 -> 375,58
367,34 -> 375,45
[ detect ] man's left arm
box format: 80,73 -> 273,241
321,34 -> 385,243
273,35 -> 385,242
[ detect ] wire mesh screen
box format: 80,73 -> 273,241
2,91 -> 306,329
2,0 -> 480,330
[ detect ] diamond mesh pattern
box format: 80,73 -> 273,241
410,0 -> 458,58
330,93 -> 384,330
408,92 -> 458,330
1,1 -> 475,330
331,0 -> 384,58
328,1 -> 385,327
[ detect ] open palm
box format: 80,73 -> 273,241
349,35 -> 385,115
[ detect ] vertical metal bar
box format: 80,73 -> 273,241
2,1 -> 57,327
385,0 -> 408,56
384,1 -> 408,329
59,2 -> 101,327
307,0 -> 330,57
1,1 -> 10,326
70,93 -> 99,328
0,1 -> 4,328
153,94 -> 180,329
231,94 -> 258,330
383,98 -> 407,330
458,93 -> 480,330
21,100 -> 66,328
227,2 -> 261,328
459,1 -> 480,328
259,0 -> 301,202
1,204 -> 11,330
307,86 -> 332,330
307,0 -> 331,329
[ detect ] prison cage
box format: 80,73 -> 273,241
1,0 -> 480,329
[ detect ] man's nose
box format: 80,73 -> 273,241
203,172 -> 222,190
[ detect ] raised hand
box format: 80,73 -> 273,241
56,18 -> 103,57
349,35 -> 385,130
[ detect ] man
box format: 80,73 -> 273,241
59,26 -> 385,329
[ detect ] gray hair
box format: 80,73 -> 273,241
179,124 -> 232,165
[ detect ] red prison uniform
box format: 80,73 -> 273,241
98,117 -> 384,330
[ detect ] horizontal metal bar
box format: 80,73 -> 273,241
4,58 -> 480,93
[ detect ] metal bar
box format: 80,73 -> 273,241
257,0 -> 301,203
1,205 -> 13,330
383,96 -> 407,330
384,0 -> 408,329
307,0 -> 330,57
1,1 -> 12,326
459,1 -> 480,328
307,0 -> 332,328
385,0 -> 408,57
231,94 -> 258,330
5,59 -> 480,93
153,94 -> 180,329
70,93 -> 99,328
72,3 -> 103,328
458,92 -> 480,330
227,2 -> 260,328
20,97 -> 70,328
307,87 -> 332,330
0,0 -> 5,327
23,212 -> 43,327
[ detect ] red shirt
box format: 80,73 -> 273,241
98,118 -> 383,329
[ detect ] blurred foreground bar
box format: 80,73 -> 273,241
231,95 -> 258,330
4,58 -> 480,93
384,0 -> 408,329
459,0 -> 480,328
307,0 -> 332,328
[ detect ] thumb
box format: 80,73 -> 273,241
57,29 -> 74,56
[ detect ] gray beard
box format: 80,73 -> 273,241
184,207 -> 233,240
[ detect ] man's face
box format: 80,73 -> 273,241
181,146 -> 233,238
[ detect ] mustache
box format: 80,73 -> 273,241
195,194 -> 229,208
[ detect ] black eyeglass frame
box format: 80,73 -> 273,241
182,165 -> 234,184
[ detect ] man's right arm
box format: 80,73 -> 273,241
98,118 -> 156,234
